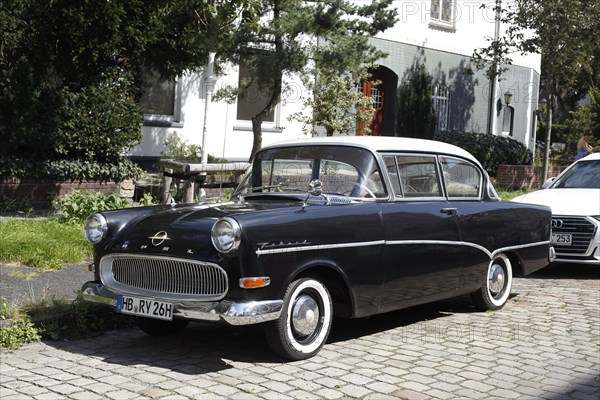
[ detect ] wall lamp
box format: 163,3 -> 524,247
504,90 -> 513,106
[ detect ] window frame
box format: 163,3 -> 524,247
381,153 -> 445,201
438,156 -> 483,200
432,83 -> 450,132
234,62 -> 281,131
429,0 -> 457,31
381,152 -> 484,201
502,105 -> 514,136
141,69 -> 182,128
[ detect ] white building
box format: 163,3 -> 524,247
128,0 -> 541,167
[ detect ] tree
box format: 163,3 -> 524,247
290,34 -> 384,136
396,64 -> 436,140
0,0 -> 154,162
229,0 -> 397,158
473,0 -> 600,181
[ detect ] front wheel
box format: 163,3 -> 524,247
471,253 -> 513,311
265,278 -> 333,360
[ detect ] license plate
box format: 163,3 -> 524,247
116,295 -> 173,321
551,233 -> 572,246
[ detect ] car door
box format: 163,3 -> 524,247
379,154 -> 463,311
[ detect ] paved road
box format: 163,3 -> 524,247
1,263 -> 91,307
1,264 -> 599,399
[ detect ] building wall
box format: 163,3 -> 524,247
129,1 -> 541,163
370,36 -> 540,153
128,66 -> 310,163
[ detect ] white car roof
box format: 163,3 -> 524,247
578,153 -> 600,161
262,136 -> 479,165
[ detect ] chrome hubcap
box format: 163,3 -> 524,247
488,263 -> 505,295
292,295 -> 320,337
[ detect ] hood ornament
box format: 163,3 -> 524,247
149,231 -> 171,246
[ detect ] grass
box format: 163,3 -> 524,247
0,218 -> 92,270
1,296 -> 135,349
496,187 -> 535,202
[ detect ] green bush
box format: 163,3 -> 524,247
0,302 -> 41,350
54,190 -> 132,224
54,69 -> 142,163
0,157 -> 143,183
396,63 -> 436,140
434,131 -> 533,177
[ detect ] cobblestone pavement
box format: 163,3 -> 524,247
1,264 -> 599,400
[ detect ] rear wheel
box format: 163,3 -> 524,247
137,318 -> 189,336
265,278 -> 333,360
472,253 -> 513,311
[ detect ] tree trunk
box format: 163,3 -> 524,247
250,115 -> 263,161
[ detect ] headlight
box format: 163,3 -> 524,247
84,214 -> 108,244
211,217 -> 241,253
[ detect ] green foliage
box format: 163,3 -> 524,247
54,69 -> 142,163
230,0 -> 397,157
161,132 -> 203,161
161,132 -> 221,162
0,218 -> 91,269
0,194 -> 33,214
290,74 -> 376,136
54,190 -> 132,224
138,192 -> 158,206
496,187 -> 534,202
396,64 -> 436,140
0,157 -> 143,183
0,302 -> 41,350
27,296 -> 133,341
434,131 -> 533,177
558,105 -> 598,157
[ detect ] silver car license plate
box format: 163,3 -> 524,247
116,295 -> 173,321
551,233 -> 572,246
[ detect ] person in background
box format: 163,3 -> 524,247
576,128 -> 600,160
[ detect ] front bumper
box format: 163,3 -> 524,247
81,282 -> 283,326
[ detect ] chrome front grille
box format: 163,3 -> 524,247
100,254 -> 228,301
552,216 -> 597,256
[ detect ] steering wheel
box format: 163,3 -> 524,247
334,182 -> 376,198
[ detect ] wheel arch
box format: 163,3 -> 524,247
504,251 -> 526,277
293,263 -> 354,318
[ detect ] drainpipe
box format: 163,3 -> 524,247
487,0 -> 502,135
201,51 -> 216,165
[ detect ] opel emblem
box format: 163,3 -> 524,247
551,219 -> 563,229
149,231 -> 171,246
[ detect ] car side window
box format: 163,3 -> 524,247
440,156 -> 482,198
395,155 -> 442,198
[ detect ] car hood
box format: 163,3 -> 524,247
511,189 -> 600,216
100,198 -> 307,260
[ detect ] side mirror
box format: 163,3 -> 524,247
542,177 -> 556,189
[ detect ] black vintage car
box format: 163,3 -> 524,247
82,137 -> 554,360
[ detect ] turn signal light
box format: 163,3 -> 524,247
239,277 -> 271,289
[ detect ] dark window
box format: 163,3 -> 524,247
141,69 -> 176,117
237,63 -> 275,122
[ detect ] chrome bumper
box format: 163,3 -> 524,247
81,282 -> 283,326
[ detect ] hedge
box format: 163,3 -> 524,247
434,131 -> 533,177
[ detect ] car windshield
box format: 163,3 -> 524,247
552,159 -> 600,189
234,145 -> 387,199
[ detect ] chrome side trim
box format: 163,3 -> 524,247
81,282 -> 283,326
491,240 -> 551,258
256,239 -> 551,260
256,240 -> 386,255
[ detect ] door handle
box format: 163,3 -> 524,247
440,207 -> 458,215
